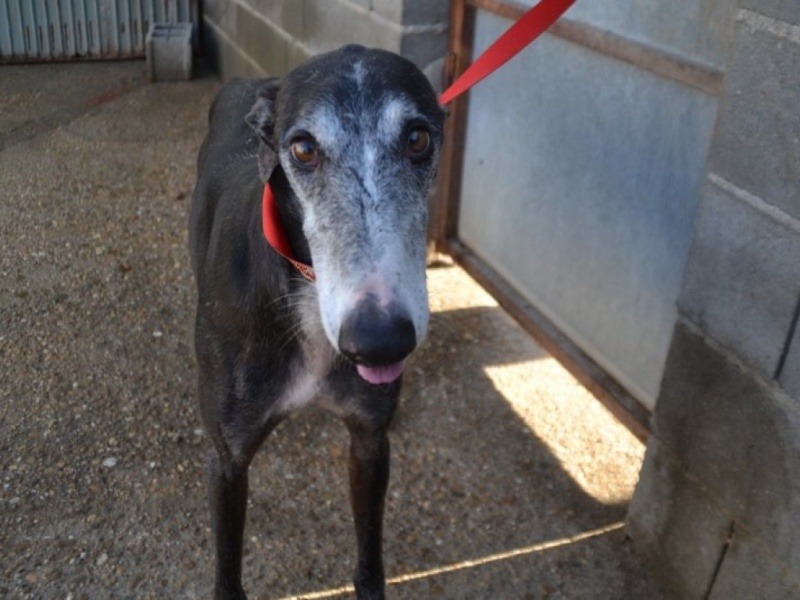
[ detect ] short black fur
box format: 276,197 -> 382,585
189,46 -> 444,599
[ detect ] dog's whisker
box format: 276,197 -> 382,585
274,323 -> 306,353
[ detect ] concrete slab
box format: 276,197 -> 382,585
0,60 -> 661,599
630,320 -> 800,597
710,533 -> 800,599
627,436 -> 732,599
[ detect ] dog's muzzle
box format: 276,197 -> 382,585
338,298 -> 416,384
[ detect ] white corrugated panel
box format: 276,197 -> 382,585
0,0 -> 197,62
457,7 -> 727,409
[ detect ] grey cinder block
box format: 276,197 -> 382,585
146,23 -> 193,82
678,181 -> 800,378
708,18 -> 800,220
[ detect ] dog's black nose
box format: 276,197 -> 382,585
338,300 -> 416,367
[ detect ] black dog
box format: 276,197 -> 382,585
189,45 -> 445,599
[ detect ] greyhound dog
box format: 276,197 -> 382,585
189,45 -> 445,599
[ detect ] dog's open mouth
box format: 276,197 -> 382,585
356,362 -> 405,385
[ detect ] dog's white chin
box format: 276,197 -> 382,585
356,362 -> 405,385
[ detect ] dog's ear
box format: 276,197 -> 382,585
245,79 -> 281,182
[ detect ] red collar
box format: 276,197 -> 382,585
262,183 -> 316,281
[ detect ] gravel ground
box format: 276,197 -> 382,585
0,61 -> 664,599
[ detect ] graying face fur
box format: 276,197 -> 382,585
249,47 -> 445,359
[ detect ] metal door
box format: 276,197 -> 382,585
0,0 -> 197,62
436,0 -> 734,435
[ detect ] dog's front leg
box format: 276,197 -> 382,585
208,451 -> 250,600
346,420 -> 391,600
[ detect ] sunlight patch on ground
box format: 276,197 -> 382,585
483,359 -> 645,504
427,263 -> 500,312
426,263 -> 646,504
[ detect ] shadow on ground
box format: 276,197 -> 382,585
0,61 -> 663,599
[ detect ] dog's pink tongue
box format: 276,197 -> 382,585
356,362 -> 405,385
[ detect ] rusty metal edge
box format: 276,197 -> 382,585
432,0 -> 474,247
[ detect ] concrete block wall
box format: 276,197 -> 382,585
201,0 -> 449,80
628,4 -> 800,597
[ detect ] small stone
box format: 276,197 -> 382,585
96,553 -> 108,567
102,457 -> 118,468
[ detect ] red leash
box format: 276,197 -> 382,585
263,0 -> 575,279
439,0 -> 576,105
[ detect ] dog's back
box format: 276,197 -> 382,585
190,78 -> 269,289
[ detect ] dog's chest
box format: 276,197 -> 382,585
276,356 -> 328,413
274,315 -> 335,415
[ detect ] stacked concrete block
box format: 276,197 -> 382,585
146,23 -> 193,81
628,3 -> 800,597
678,180 -> 800,379
201,0 -> 448,81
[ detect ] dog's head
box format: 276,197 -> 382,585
246,45 -> 445,384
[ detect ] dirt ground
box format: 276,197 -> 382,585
0,60 -> 664,599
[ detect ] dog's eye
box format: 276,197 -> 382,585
406,128 -> 431,160
290,138 -> 319,167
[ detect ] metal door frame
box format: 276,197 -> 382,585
433,0 -> 725,442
